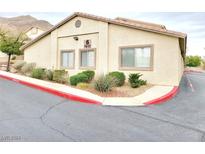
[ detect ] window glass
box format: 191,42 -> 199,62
62,51 -> 74,68
121,48 -> 135,67
81,50 -> 95,67
121,46 -> 152,68
135,47 -> 151,67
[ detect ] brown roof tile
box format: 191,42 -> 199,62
115,17 -> 166,30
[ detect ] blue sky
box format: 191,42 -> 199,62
0,12 -> 205,56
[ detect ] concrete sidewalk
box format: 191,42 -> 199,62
0,70 -> 177,106
103,86 -> 175,106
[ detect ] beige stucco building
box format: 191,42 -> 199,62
21,12 -> 187,86
0,27 -> 47,62
25,27 -> 45,40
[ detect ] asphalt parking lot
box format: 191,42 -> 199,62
0,72 -> 205,141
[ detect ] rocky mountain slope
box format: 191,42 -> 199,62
0,15 -> 53,35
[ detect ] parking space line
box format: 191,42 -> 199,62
185,75 -> 195,92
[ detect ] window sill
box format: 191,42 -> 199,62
60,66 -> 75,70
79,67 -> 96,70
119,67 -> 153,71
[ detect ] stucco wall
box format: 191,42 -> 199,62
0,57 -> 7,62
53,17 -> 109,76
178,45 -> 184,83
108,24 -> 183,86
23,16 -> 184,86
57,33 -> 98,75
0,52 -> 7,62
0,51 -> 7,57
24,35 -> 51,68
26,28 -> 45,40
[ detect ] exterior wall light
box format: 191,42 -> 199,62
73,36 -> 78,41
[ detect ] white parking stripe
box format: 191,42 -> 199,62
185,75 -> 195,92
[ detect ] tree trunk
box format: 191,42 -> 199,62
6,54 -> 11,72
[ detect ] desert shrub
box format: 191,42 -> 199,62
45,69 -> 53,81
69,70 -> 95,86
94,75 -> 117,92
70,73 -> 89,86
13,61 -> 26,70
81,70 -> 95,82
186,56 -> 202,67
76,82 -> 90,89
128,73 -> 147,88
31,68 -> 46,79
11,56 -> 16,60
21,63 -> 36,75
53,69 -> 68,84
107,71 -> 125,87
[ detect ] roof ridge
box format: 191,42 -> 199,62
115,17 -> 166,30
23,26 -> 45,33
74,12 -> 114,22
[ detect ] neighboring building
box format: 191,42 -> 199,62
21,12 -> 187,86
0,27 -> 45,62
0,15 -> 53,62
0,27 -> 50,61
0,52 -> 7,62
24,27 -> 46,40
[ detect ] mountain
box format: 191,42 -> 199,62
0,15 -> 53,35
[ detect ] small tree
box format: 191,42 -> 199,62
0,31 -> 25,71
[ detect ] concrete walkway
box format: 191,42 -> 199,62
0,70 -> 175,106
103,86 -> 174,106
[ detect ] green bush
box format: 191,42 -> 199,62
53,70 -> 68,84
128,73 -> 147,88
76,82 -> 90,89
31,68 -> 46,79
186,56 -> 202,67
81,70 -> 95,82
21,63 -> 36,75
70,73 -> 89,86
13,61 -> 26,70
107,71 -> 125,86
94,75 -> 118,92
45,69 -> 53,81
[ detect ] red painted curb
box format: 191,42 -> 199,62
0,72 -> 179,106
143,86 -> 179,105
0,74 -> 102,105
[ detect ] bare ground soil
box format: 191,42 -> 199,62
75,83 -> 153,97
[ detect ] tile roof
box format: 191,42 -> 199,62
21,12 -> 187,50
115,17 -> 167,30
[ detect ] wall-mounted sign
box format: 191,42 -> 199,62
84,40 -> 91,48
